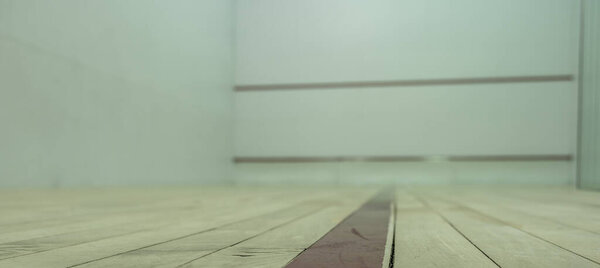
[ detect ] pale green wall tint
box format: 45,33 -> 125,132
0,0 -> 235,187
234,0 -> 579,185
0,0 -> 588,187
579,0 -> 600,190
235,0 -> 579,158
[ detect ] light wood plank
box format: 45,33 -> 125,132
178,192 -> 373,268
0,188 -> 288,243
394,190 -> 497,268
75,202 -> 327,268
420,193 -> 600,268
0,189 -> 365,268
426,189 -> 600,264
0,189 -> 297,259
454,188 -> 600,234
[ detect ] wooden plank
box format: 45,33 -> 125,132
498,186 -> 600,207
418,192 -> 600,268
393,190 -> 498,268
449,187 -> 600,233
0,189 -> 365,268
73,202 -> 327,268
0,187 -> 312,235
283,191 -> 394,268
498,187 -> 600,211
0,188 -> 199,228
0,188 -> 292,243
0,188 -> 257,238
178,192 -> 373,268
426,189 -> 600,264
0,189 -> 297,259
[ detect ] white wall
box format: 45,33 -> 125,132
236,83 -> 576,157
0,0 -> 235,187
236,0 -> 579,85
234,0 -> 581,184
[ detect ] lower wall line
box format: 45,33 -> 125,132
234,155 -> 573,163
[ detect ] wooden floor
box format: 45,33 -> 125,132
0,186 -> 599,267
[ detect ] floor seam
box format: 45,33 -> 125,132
173,206 -> 328,268
411,193 -> 502,268
428,193 -> 600,266
65,202 -> 324,268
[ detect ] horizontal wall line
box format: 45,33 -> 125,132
234,155 -> 572,163
235,75 -> 574,91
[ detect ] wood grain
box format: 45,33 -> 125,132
0,186 -> 598,268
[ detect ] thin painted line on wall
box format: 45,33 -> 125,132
235,75 -> 574,92
447,155 -> 572,162
233,155 -> 573,163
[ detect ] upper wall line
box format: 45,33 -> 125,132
235,75 -> 573,92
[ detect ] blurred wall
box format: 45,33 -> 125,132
0,0 -> 235,187
234,0 -> 581,185
579,0 -> 600,190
